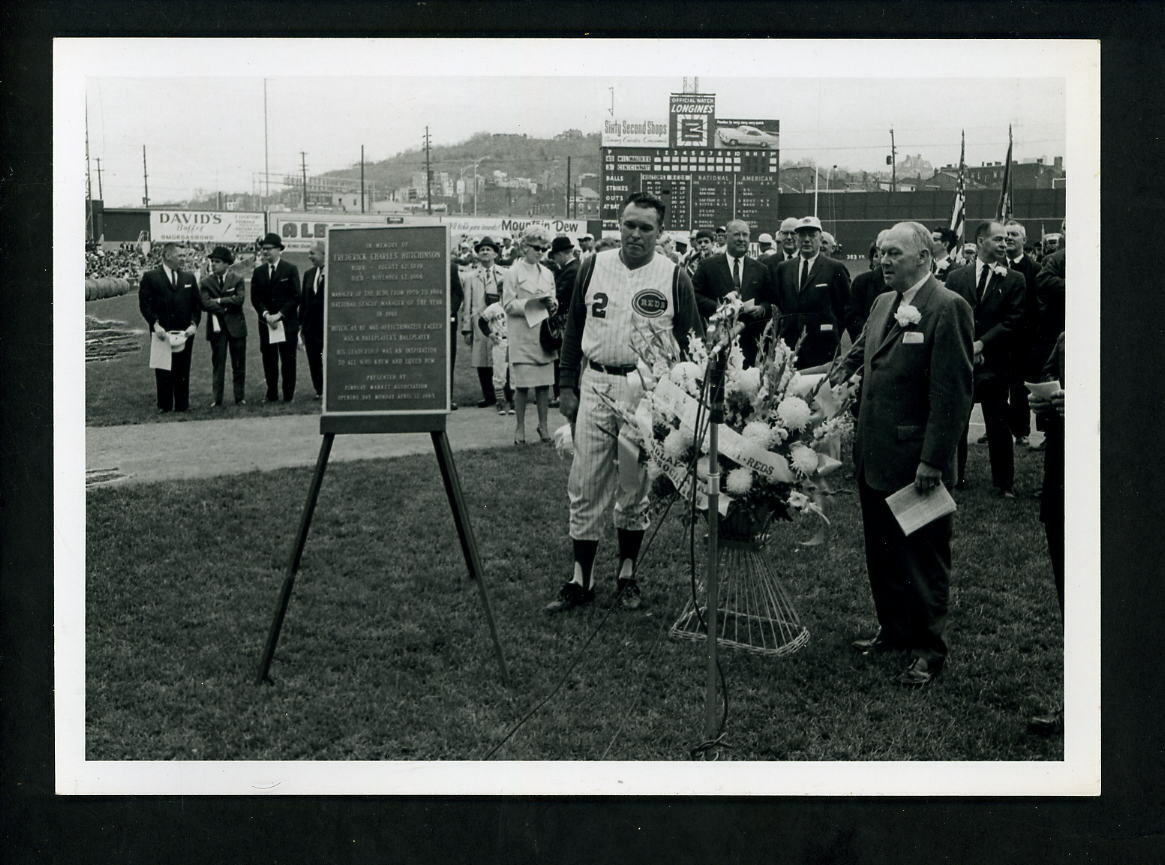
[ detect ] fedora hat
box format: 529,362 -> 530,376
259,232 -> 284,249
474,236 -> 501,254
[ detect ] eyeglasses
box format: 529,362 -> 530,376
526,244 -> 548,252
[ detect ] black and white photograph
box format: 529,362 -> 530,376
54,37 -> 1099,796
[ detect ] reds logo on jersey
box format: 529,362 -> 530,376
631,289 -> 668,318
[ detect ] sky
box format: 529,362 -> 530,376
75,39 -> 1070,207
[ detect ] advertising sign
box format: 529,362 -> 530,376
149,210 -> 265,244
713,118 -> 781,150
271,212 -> 437,252
669,93 -> 717,148
324,225 -> 449,415
601,117 -> 670,148
441,215 -> 589,240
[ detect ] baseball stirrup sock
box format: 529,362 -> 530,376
572,539 -> 598,588
616,528 -> 645,579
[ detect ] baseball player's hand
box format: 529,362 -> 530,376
153,322 -> 166,336
914,461 -> 942,494
559,389 -> 579,423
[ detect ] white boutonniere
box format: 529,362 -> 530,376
893,303 -> 922,328
991,263 -> 1009,278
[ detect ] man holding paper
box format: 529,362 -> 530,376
832,222 -> 974,687
251,232 -> 301,403
139,242 -> 201,413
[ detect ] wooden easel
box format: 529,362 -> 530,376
255,223 -> 508,685
254,413 -> 509,685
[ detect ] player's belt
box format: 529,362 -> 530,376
588,360 -> 637,376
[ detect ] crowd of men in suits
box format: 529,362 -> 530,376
137,233 -> 327,413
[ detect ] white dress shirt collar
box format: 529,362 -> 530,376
901,272 -> 929,305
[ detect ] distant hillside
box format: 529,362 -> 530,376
321,130 -> 602,192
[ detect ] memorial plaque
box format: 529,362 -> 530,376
324,225 -> 449,421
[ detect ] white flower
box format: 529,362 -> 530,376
771,425 -> 789,445
991,262 -> 1009,278
893,303 -> 922,328
725,467 -> 753,495
787,490 -> 810,510
686,332 -> 708,366
728,366 -> 762,399
776,395 -> 812,430
742,420 -> 774,448
663,427 -> 693,459
790,443 -> 819,475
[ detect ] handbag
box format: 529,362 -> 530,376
540,314 -> 564,353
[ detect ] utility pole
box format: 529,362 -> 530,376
85,103 -> 93,241
889,126 -> 897,193
218,191 -> 223,210
565,155 -> 571,219
95,157 -> 103,200
423,126 -> 433,215
142,145 -> 150,207
300,151 -> 308,210
360,145 -> 366,213
263,79 -> 270,199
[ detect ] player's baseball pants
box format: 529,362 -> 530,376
568,366 -> 650,540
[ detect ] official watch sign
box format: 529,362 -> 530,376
669,93 -> 716,148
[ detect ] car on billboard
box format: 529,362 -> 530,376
715,124 -> 779,148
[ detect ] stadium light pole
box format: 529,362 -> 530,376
472,157 -> 488,217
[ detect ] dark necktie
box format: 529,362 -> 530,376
170,269 -> 177,289
317,270 -> 324,295
218,274 -> 225,290
799,259 -> 810,291
732,257 -> 741,290
976,264 -> 990,303
269,264 -> 275,282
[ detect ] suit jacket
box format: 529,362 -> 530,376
692,252 -> 775,363
844,267 -> 889,341
199,270 -> 247,340
944,261 -> 1025,382
139,266 -> 202,332
554,257 -> 580,311
300,264 -> 326,346
1034,249 -> 1065,364
450,260 -> 464,319
766,253 -> 852,368
250,257 -> 301,341
838,276 -> 975,491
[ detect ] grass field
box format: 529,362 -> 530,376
85,440 -> 1063,762
85,290 -> 486,427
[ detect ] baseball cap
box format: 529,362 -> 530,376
794,215 -> 823,233
757,233 -> 774,244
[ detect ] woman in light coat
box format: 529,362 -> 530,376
502,225 -> 558,443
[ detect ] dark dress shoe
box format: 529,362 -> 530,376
897,657 -> 940,686
852,630 -> 895,654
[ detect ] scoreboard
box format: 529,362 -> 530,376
600,146 -> 780,233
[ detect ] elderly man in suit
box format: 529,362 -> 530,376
460,236 -> 510,411
767,215 -> 852,369
300,240 -> 327,400
946,220 -> 1026,495
251,232 -> 301,403
199,245 -> 247,406
692,219 -> 775,366
139,242 -> 202,413
831,221 -> 974,686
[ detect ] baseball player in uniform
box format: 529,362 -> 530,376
549,192 -> 704,612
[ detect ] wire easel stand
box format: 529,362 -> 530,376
670,531 -> 810,657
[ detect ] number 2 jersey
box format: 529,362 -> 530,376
558,248 -> 705,390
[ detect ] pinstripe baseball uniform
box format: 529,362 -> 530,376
560,249 -> 704,540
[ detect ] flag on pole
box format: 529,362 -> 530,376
947,130 -> 966,253
996,124 -> 1014,220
